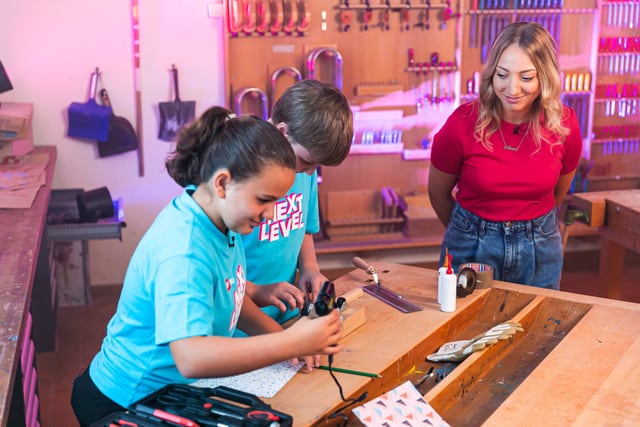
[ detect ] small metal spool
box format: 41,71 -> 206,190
456,267 -> 477,297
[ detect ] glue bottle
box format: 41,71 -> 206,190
440,254 -> 456,313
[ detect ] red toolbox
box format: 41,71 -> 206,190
90,384 -> 293,427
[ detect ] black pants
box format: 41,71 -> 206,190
70,366 -> 126,427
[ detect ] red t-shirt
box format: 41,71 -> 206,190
431,102 -> 583,221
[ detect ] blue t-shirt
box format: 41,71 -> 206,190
240,171 -> 319,322
90,189 -> 246,407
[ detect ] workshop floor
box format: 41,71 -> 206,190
36,249 -> 640,427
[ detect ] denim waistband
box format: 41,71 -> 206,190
456,203 -> 556,233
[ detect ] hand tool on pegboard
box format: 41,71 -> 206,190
282,0 -> 296,35
228,0 -> 243,36
242,0 -> 256,35
420,0 -> 431,30
255,0 -> 268,34
361,3 -> 373,31
379,6 -> 390,31
296,0 -> 310,34
130,0 -> 144,176
269,0 -> 283,35
339,0 -> 352,32
401,1 -> 411,31
430,52 -> 439,106
469,0 -> 478,47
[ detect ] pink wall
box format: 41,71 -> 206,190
1,0 -> 227,285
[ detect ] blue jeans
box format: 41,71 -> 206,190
440,203 -> 563,290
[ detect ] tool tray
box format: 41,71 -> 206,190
89,411 -> 168,427
90,384 -> 293,427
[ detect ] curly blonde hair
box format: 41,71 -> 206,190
474,21 -> 569,152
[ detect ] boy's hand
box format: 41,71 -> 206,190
251,282 -> 305,312
297,269 -> 328,302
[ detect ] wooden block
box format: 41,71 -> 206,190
341,287 -> 364,304
339,287 -> 366,338
341,306 -> 366,338
573,190 -> 640,228
570,191 -> 609,227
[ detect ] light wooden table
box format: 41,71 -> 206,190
266,261 -> 640,426
570,189 -> 640,299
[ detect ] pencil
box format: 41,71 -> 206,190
317,365 -> 382,378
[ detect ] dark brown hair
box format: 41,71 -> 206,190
166,106 -> 296,187
271,80 -> 353,166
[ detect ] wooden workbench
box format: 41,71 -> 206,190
0,146 -> 56,427
266,261 -> 640,426
570,189 -> 640,299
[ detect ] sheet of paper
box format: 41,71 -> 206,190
0,152 -> 49,208
353,380 -> 451,427
191,360 -> 304,398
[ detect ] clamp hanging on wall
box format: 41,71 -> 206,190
306,47 -> 343,90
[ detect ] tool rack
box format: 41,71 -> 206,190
587,0 -> 640,191
223,0 -> 639,250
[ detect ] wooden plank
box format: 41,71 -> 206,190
572,329 -> 640,424
265,264 -> 640,426
339,287 -> 366,338
484,302 -> 640,426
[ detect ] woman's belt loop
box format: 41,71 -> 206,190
526,219 -> 534,240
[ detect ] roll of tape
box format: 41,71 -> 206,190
458,263 -> 494,289
456,267 -> 477,297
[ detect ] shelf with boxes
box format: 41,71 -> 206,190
0,102 -> 34,158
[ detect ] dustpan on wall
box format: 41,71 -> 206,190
158,64 -> 195,141
67,67 -> 112,142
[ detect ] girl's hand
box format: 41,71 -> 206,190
289,310 -> 342,360
290,354 -> 321,373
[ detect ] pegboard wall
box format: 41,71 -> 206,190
224,0 -> 462,150
223,0 -> 605,151
225,0 -> 460,98
222,0 -> 640,243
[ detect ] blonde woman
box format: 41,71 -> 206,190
428,22 -> 583,289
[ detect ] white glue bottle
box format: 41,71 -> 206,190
437,249 -> 449,304
440,261 -> 457,313
437,266 -> 446,304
